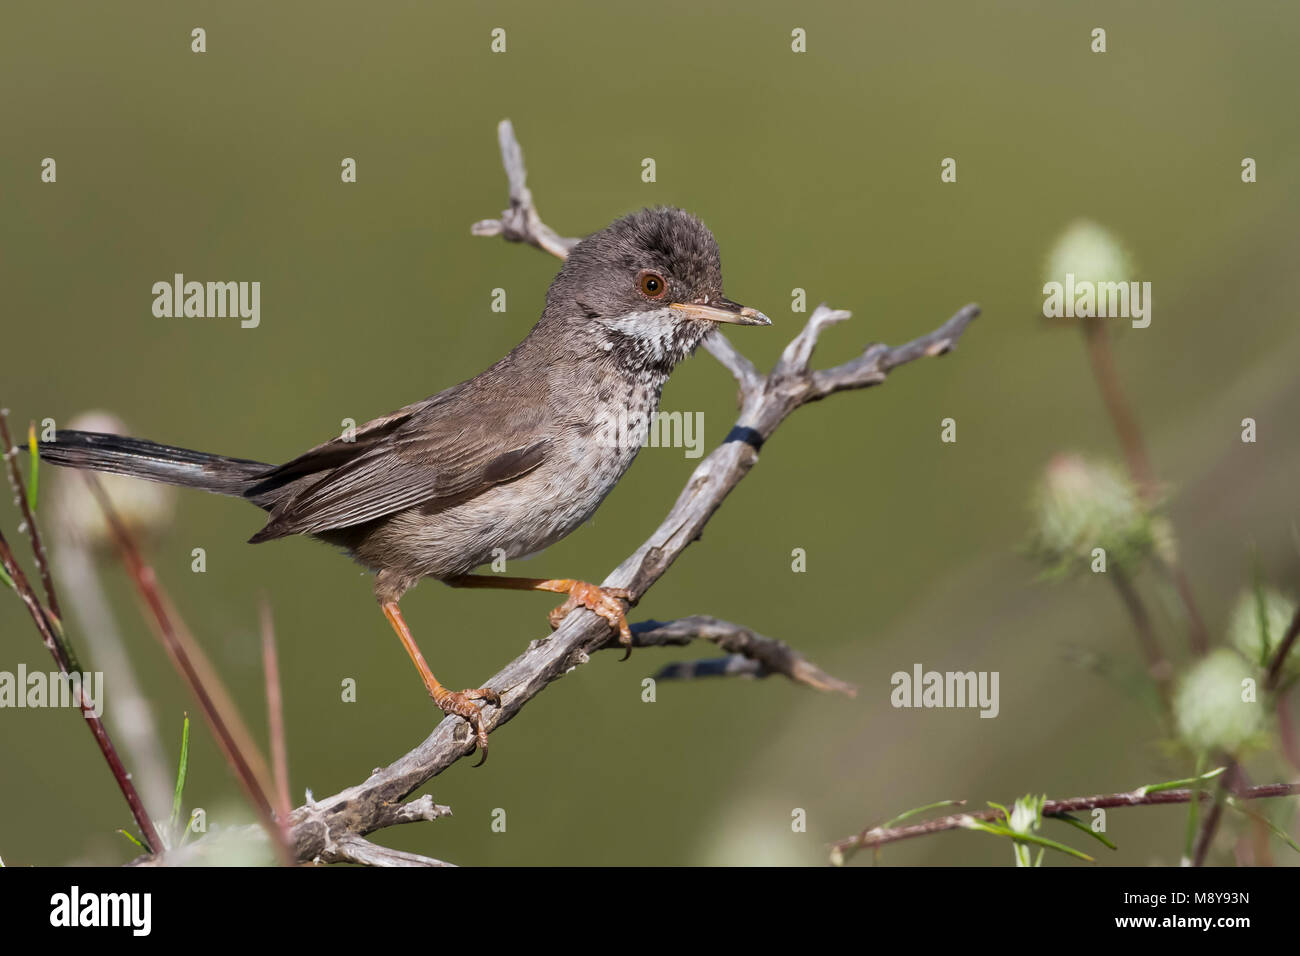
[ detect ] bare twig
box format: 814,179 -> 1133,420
627,616 -> 857,696
1193,798 -> 1227,867
1080,321 -> 1209,656
1082,322 -> 1155,497
1277,693 -> 1300,773
831,779 -> 1300,864
260,599 -> 293,842
53,540 -> 174,818
0,527 -> 163,853
1265,603 -> 1300,692
320,835 -> 455,867
87,477 -> 291,864
1111,571 -> 1171,695
1192,762 -> 1240,867
470,119 -> 579,260
144,119 -> 977,864
703,331 -> 763,395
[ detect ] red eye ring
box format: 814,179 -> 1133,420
637,270 -> 667,299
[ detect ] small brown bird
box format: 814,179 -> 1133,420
39,207 -> 770,761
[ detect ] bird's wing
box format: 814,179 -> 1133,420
247,385 -> 552,542
243,403 -> 422,500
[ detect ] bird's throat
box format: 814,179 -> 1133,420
595,309 -> 713,381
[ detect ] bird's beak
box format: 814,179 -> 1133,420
669,297 -> 771,327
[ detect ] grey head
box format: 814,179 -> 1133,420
540,207 -> 770,377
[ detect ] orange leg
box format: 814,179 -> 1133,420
382,602 -> 499,765
447,575 -> 634,655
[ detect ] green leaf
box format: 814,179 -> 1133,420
1136,765 -> 1226,796
116,828 -> 146,849
881,799 -> 965,829
26,424 -> 38,513
169,715 -> 191,835
1050,811 -> 1118,850
0,562 -> 13,592
833,798 -> 968,864
986,800 -> 1011,824
961,817 -> 1096,863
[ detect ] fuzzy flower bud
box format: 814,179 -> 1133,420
1028,454 -> 1169,577
1228,588 -> 1299,677
1174,649 -> 1269,755
1044,219 -> 1134,287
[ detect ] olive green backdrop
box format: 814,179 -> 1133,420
2,1 -> 1297,865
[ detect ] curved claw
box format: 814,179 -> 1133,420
549,583 -> 634,657
434,687 -> 498,767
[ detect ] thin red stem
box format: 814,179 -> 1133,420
0,530 -> 162,854
87,477 -> 292,864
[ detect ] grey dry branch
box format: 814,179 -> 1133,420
152,118 -> 977,865
628,616 -> 857,696
320,835 -> 455,868
830,780 -> 1300,864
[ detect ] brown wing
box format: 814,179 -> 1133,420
247,382 -> 552,543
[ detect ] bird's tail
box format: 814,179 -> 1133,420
38,430 -> 272,498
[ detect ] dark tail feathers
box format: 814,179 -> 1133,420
38,430 -> 272,500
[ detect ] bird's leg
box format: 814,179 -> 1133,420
381,601 -> 499,766
446,575 -> 634,655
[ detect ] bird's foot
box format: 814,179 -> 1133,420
547,582 -> 634,657
432,686 -> 501,766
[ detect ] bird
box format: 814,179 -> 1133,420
38,206 -> 770,762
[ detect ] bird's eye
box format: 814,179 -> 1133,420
637,270 -> 667,299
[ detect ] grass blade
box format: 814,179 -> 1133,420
1137,765 -> 1225,796
960,817 -> 1096,863
882,799 -> 965,829
1050,811 -> 1118,850
169,714 -> 191,834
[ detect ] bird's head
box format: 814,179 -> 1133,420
545,207 -> 769,373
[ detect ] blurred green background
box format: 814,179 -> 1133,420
2,1 -> 1297,866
